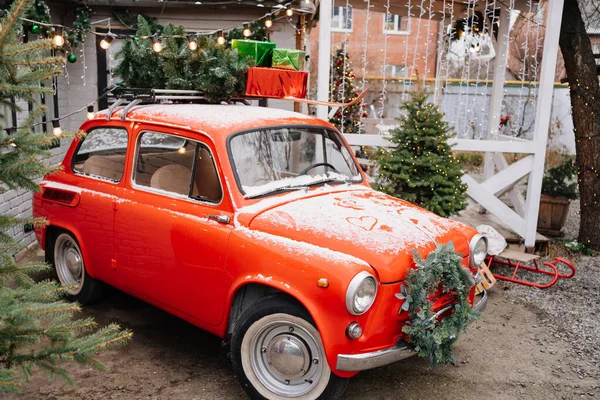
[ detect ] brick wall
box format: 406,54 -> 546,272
310,9 -> 439,81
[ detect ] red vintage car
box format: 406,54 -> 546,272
33,100 -> 487,400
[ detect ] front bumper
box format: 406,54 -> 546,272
473,289 -> 488,312
336,340 -> 415,371
336,290 -> 488,372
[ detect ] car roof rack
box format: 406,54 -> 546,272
105,87 -> 257,121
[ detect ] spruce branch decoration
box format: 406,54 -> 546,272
0,0 -> 132,392
375,89 -> 468,217
399,242 -> 478,367
114,16 -> 254,102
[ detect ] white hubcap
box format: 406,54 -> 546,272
241,314 -> 331,400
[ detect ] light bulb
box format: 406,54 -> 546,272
217,30 -> 226,45
188,36 -> 198,51
265,16 -> 273,28
243,23 -> 251,37
52,120 -> 62,136
52,27 -> 64,47
286,7 -> 294,17
152,36 -> 163,53
100,35 -> 113,50
86,105 -> 94,120
178,147 -> 186,155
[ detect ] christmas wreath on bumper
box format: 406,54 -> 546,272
396,242 -> 479,367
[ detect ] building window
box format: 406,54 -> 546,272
384,65 -> 408,78
332,6 -> 353,32
383,14 -> 410,35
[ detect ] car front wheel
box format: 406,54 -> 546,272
231,296 -> 348,400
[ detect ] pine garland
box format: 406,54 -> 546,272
114,16 -> 254,103
397,242 -> 478,367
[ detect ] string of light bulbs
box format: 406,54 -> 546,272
20,1 -> 299,53
4,86 -> 118,141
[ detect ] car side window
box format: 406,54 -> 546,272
192,146 -> 222,203
134,131 -> 222,203
72,127 -> 129,182
134,131 -> 195,196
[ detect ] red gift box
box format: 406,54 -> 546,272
245,67 -> 308,99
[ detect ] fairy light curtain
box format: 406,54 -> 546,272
334,0 -> 544,143
435,0 -> 543,141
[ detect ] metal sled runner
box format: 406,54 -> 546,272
486,249 -> 576,289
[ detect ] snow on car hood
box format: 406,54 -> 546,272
244,187 -> 475,283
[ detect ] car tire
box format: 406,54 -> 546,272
48,231 -> 104,304
231,295 -> 348,400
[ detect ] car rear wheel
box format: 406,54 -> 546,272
51,232 -> 104,304
231,295 -> 348,400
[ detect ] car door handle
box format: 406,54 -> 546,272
208,214 -> 230,224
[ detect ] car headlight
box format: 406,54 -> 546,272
469,234 -> 488,268
346,271 -> 378,315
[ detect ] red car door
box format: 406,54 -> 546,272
68,126 -> 131,287
113,128 -> 232,327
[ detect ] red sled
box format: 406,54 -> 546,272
486,249 -> 576,289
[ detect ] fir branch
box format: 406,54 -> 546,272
0,83 -> 55,96
1,39 -> 54,58
0,0 -> 30,46
20,105 -> 46,130
2,57 -> 65,67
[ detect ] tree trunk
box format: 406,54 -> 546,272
559,0 -> 600,250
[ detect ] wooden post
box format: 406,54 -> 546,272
295,14 -> 306,113
481,5 -> 511,192
317,0 -> 332,120
523,0 -> 565,249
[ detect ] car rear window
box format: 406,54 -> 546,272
72,127 -> 129,182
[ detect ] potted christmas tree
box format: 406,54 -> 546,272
537,156 -> 578,236
374,89 -> 468,217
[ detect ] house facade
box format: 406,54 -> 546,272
309,7 -> 438,80
4,0 -> 311,251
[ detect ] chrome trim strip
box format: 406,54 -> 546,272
336,343 -> 416,371
473,290 -> 488,313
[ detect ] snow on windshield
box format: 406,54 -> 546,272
230,127 -> 361,196
242,172 -> 361,197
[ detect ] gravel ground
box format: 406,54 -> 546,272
3,200 -> 599,399
499,198 -> 600,381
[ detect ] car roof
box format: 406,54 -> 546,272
94,104 -> 330,139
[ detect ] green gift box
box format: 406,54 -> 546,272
231,39 -> 276,67
272,48 -> 306,71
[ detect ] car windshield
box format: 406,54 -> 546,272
229,127 -> 362,198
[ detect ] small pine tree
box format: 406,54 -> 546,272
329,47 -> 367,134
375,89 -> 468,217
0,0 -> 132,392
